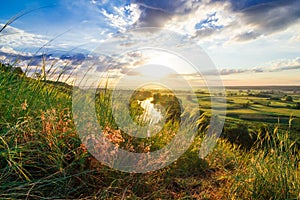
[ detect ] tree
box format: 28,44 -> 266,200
13,67 -> 24,75
285,96 -> 293,102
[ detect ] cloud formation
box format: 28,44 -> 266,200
219,57 -> 300,75
100,0 -> 300,45
130,0 -> 201,27
233,31 -> 261,42
235,0 -> 300,38
0,24 -> 48,49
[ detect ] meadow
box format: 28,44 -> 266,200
0,60 -> 300,199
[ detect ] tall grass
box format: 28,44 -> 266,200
229,122 -> 300,199
0,60 -> 89,198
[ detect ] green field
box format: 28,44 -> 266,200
1,62 -> 300,199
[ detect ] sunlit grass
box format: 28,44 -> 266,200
229,125 -> 300,199
1,61 -> 299,198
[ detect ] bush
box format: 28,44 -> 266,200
285,96 -> 293,102
222,124 -> 255,150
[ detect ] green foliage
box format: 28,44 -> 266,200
0,63 -> 24,75
129,99 -> 144,119
152,92 -> 181,123
285,95 -> 293,102
295,102 -> 300,109
222,123 -> 256,150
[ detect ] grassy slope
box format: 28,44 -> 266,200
0,63 -> 299,199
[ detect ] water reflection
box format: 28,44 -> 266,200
137,97 -> 163,125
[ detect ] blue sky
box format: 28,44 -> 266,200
0,0 -> 300,85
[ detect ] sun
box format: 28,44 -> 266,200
137,50 -> 196,79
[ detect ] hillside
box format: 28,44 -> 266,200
0,62 -> 299,199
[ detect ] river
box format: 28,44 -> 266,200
137,97 -> 163,125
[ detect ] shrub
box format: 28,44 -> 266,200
285,95 -> 293,102
223,123 -> 255,150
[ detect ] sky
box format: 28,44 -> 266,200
0,0 -> 300,86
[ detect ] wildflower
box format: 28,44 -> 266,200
103,126 -> 125,144
80,143 -> 88,153
144,145 -> 151,152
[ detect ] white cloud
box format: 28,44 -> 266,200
101,4 -> 141,32
108,0 -> 299,48
216,57 -> 300,76
0,46 -> 32,56
263,57 -> 300,72
0,24 -> 48,49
